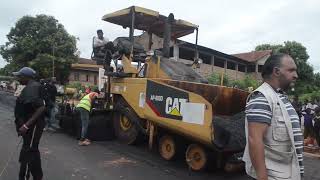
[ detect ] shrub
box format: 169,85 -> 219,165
207,72 -> 230,86
231,75 -> 261,91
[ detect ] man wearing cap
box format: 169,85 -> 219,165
93,29 -> 109,59
13,67 -> 45,180
76,88 -> 99,146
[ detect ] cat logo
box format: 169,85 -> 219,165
165,97 -> 187,116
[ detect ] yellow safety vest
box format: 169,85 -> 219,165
77,94 -> 92,111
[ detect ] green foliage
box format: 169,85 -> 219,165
293,80 -> 320,95
66,82 -> 84,91
91,85 -> 98,91
207,72 -> 230,86
0,76 -> 14,81
254,41 -> 318,97
29,54 -> 74,84
0,14 -> 78,83
255,44 -> 282,52
66,82 -> 98,92
254,41 -> 313,82
0,62 -> 20,76
279,41 -> 313,81
314,73 -> 320,87
207,73 -> 220,85
207,72 -> 261,91
299,90 -> 320,103
279,41 -> 309,63
232,75 -> 261,90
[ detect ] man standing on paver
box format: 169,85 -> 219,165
13,67 -> 45,180
243,53 -> 303,180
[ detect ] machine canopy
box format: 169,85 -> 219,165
102,6 -> 198,39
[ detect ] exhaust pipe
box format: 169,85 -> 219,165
163,13 -> 174,58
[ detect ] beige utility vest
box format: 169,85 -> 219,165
243,82 -> 300,180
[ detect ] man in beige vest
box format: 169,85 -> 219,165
243,53 -> 303,180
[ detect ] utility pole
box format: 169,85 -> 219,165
52,44 -> 55,78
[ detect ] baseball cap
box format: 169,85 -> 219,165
12,67 -> 36,78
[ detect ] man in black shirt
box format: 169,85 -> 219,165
13,67 -> 45,180
42,78 -> 58,130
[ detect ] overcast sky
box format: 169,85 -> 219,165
1,0 -> 319,72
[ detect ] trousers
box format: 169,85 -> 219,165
77,107 -> 90,140
19,125 -> 43,180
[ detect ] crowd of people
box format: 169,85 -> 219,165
293,99 -> 320,147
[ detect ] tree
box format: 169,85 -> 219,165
280,41 -> 309,63
255,41 -> 317,95
0,14 -> 78,83
314,73 -> 320,87
0,62 -> 20,76
255,44 -> 282,52
255,41 -> 313,81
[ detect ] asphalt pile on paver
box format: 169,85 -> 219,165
213,112 -> 246,151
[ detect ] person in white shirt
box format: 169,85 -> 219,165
312,101 -> 319,114
93,29 -> 109,58
303,101 -> 318,115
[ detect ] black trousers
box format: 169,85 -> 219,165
19,125 -> 44,180
314,122 -> 320,146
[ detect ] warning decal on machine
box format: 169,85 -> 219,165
146,80 -> 189,120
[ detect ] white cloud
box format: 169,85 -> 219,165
0,0 -> 319,73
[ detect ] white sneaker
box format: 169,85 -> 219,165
78,140 -> 87,146
84,139 -> 91,145
47,127 -> 56,132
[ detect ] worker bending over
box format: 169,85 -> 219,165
76,89 -> 99,146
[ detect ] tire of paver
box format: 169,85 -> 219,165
159,134 -> 177,161
185,144 -> 208,171
113,98 -> 144,145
